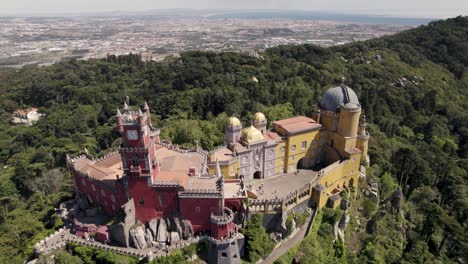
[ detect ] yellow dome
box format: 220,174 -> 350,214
227,116 -> 241,127
241,126 -> 264,143
252,112 -> 266,122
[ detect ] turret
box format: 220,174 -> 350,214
252,112 -> 267,134
226,116 -> 242,149
138,108 -> 145,130
143,101 -> 152,126
358,114 -> 367,136
356,114 -> 370,165
116,108 -> 124,133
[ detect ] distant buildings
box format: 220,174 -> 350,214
11,107 -> 44,126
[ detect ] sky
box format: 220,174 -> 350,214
0,0 -> 466,18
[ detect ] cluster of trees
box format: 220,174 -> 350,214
0,16 -> 466,263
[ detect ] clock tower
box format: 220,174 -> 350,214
116,102 -> 159,180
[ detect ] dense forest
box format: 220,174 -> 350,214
0,16 -> 467,263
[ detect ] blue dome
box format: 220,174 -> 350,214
319,85 -> 360,112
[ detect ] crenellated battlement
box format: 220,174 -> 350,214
210,207 -> 234,225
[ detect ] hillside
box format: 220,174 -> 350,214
0,16 -> 467,263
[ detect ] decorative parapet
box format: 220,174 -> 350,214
95,150 -> 119,162
340,103 -> 361,112
158,141 -> 200,154
67,154 -> 90,164
179,189 -> 222,198
208,156 -> 238,166
152,181 -> 180,188
210,208 -> 234,225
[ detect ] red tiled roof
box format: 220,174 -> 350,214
273,116 -> 321,134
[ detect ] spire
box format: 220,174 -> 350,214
66,153 -> 70,160
116,108 -> 122,117
84,147 -> 89,155
215,159 -> 222,178
143,101 -> 149,111
138,108 -> 144,117
123,101 -> 129,111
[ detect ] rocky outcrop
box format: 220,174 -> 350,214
145,228 -> 153,246
169,231 -> 180,246
173,218 -> 183,237
130,225 -> 147,249
148,218 -> 159,238
181,219 -> 194,240
157,218 -> 168,243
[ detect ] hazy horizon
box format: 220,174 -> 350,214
0,0 -> 466,18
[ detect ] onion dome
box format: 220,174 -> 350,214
252,112 -> 266,123
319,85 -> 360,112
227,116 -> 241,127
241,126 -> 264,143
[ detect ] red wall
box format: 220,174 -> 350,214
127,176 -> 179,224
72,172 -> 126,215
211,222 -> 235,240
179,197 -> 221,234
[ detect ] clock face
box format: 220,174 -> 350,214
126,130 -> 138,140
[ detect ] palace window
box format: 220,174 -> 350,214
242,156 -> 248,164
196,207 -> 200,213
301,141 -> 307,150
138,197 -> 144,205
291,145 -> 296,152
280,146 -> 285,153
231,166 -> 234,173
269,150 -> 274,157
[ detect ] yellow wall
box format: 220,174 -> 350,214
284,130 -> 319,173
208,159 -> 238,179
275,141 -> 286,173
338,109 -> 361,137
319,111 -> 339,132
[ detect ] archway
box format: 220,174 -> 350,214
254,171 -> 262,179
297,158 -> 305,170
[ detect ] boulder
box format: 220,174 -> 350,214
173,218 -> 183,237
157,218 -> 168,243
145,228 -> 153,246
130,225 -> 147,249
148,218 -> 159,238
169,232 -> 180,246
180,220 -> 194,240
269,233 -> 278,243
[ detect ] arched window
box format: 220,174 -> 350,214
291,145 -> 296,152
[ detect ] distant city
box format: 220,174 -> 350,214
0,10 -> 434,68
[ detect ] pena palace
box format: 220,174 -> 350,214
67,84 -> 369,249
